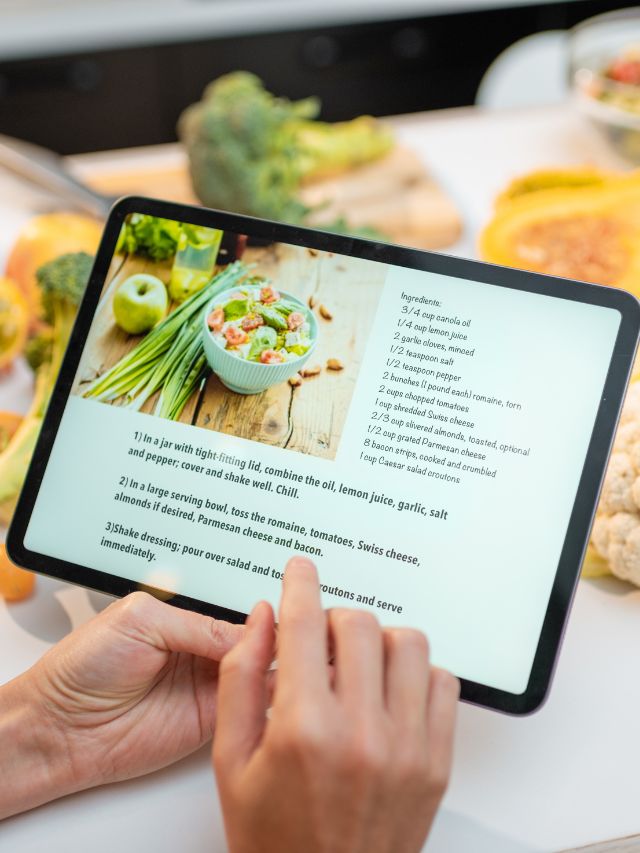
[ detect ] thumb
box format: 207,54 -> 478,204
213,600 -> 275,775
107,592 -> 244,661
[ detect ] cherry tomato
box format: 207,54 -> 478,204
241,313 -> 264,332
607,58 -> 640,86
224,326 -> 249,346
287,311 -> 305,331
260,349 -> 285,364
207,308 -> 224,332
260,286 -> 280,304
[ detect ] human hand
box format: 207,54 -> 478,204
214,557 -> 459,853
0,591 -> 242,818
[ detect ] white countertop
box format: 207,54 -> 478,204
0,0 -> 582,60
1,103 -> 639,853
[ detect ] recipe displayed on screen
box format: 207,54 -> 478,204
24,214 -> 621,694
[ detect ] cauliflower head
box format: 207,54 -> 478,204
591,381 -> 640,584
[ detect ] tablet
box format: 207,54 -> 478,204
8,196 -> 639,714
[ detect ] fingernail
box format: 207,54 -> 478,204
246,600 -> 268,629
246,603 -> 258,628
285,555 -> 316,573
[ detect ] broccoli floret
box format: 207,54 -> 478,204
32,251 -> 93,396
36,251 -> 92,367
179,72 -> 313,224
37,251 -> 92,324
295,114 -> 395,181
0,252 -> 93,521
178,72 -> 393,230
24,326 -> 54,371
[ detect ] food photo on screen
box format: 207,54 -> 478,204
72,213 -> 386,461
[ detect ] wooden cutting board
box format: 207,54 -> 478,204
80,145 -> 462,250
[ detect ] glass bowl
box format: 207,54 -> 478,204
202,288 -> 318,395
570,9 -> 640,163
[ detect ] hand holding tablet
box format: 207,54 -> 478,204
0,553 -> 458,853
0,589 -> 242,820
8,196 -> 640,713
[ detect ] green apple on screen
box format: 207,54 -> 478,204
113,274 -> 168,335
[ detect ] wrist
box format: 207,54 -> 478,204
0,673 -> 79,819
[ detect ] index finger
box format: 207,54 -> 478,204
275,556 -> 329,698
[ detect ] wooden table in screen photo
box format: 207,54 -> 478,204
73,241 -> 387,460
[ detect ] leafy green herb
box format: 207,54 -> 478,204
116,214 -> 182,260
248,326 -> 277,360
275,300 -> 297,316
223,298 -> 249,321
255,304 -> 288,331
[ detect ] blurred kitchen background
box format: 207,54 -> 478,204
7,4 -> 640,852
1,0 -> 635,153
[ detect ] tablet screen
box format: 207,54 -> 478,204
23,209 -> 622,697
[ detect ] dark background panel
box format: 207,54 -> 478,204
0,0 -> 633,154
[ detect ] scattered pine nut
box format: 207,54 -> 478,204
319,304 -> 333,320
288,374 -> 303,387
326,358 -> 344,371
301,364 -> 322,377
308,294 -> 317,309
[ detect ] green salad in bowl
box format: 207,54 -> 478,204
203,279 -> 318,394
571,10 -> 640,162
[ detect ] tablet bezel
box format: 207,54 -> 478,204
8,195 -> 640,715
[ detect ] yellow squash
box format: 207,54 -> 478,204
582,543 -> 611,579
494,167 -> 614,210
0,412 -> 22,452
6,212 -> 102,317
0,543 -> 35,602
0,276 -> 29,369
480,170 -> 640,297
